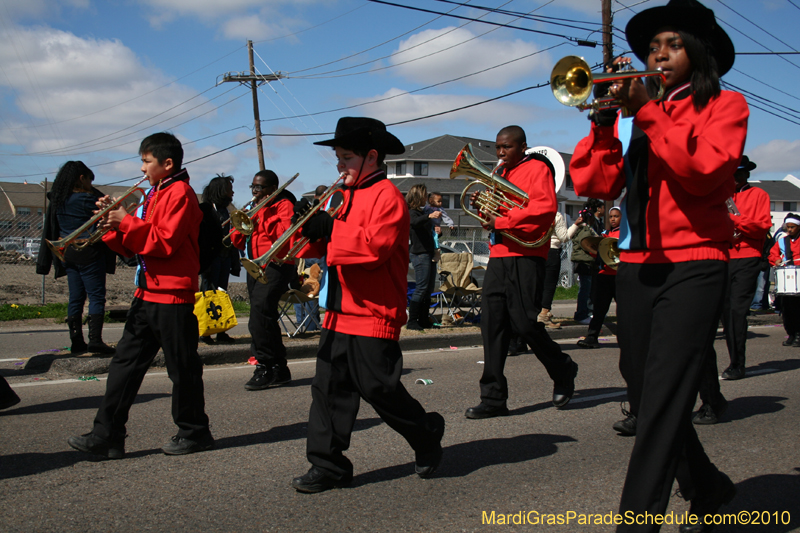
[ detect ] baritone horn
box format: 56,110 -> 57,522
229,173 -> 299,236
550,55 -> 666,112
221,196 -> 256,247
46,176 -> 148,262
241,174 -> 346,284
449,144 -> 565,248
598,237 -> 620,270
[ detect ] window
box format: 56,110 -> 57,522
37,208 -> 43,215
395,162 -> 406,176
784,202 -> 797,211
440,195 -> 450,208
17,207 -> 31,215
0,221 -> 12,230
17,222 -> 31,230
566,175 -> 574,190
565,205 -> 575,220
413,162 -> 428,176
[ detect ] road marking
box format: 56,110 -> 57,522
570,391 -> 627,404
0,358 -> 23,362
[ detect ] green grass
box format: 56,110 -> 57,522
553,284 -> 579,300
0,303 -> 69,322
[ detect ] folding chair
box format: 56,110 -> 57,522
278,289 -> 321,337
437,253 -> 482,325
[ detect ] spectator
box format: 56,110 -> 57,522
568,199 -> 604,324
539,210 -> 569,329
407,183 -> 440,330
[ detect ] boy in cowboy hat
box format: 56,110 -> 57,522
569,0 -> 745,530
290,117 -> 445,493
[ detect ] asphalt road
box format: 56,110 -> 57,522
1,323 -> 799,533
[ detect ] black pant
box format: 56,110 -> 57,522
479,256 -> 575,406
93,298 -> 210,441
541,247 -> 562,310
698,257 -> 761,406
247,262 -> 295,367
616,261 -> 726,532
781,295 -> 800,337
306,329 -> 440,478
587,273 -> 616,339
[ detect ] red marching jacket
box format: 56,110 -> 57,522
299,171 -> 409,341
230,191 -> 296,265
489,156 -> 556,259
570,86 -> 749,264
102,169 -> 201,305
730,185 -> 772,259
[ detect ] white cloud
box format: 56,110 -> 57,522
0,25 -> 210,158
390,27 -> 551,89
750,139 -> 800,173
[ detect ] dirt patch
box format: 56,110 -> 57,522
0,262 -> 249,308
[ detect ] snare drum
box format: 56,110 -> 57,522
776,265 -> 800,295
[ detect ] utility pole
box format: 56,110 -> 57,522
602,0 -> 613,231
218,40 -> 285,171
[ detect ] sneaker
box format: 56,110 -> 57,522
577,336 -> 600,349
693,397 -> 728,425
215,332 -> 236,344
415,412 -> 445,478
162,433 -> 215,455
613,408 -> 637,436
292,466 -> 352,493
68,432 -> 125,459
245,364 -> 292,391
575,316 -> 592,325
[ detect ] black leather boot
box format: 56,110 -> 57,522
67,315 -> 87,354
406,301 -> 424,330
87,314 -> 115,354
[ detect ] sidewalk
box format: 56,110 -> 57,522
1,300 -> 782,378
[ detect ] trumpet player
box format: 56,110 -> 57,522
68,132 -> 213,458
230,170 -> 297,391
465,125 -> 578,420
290,117 -> 445,493
569,0 -> 746,529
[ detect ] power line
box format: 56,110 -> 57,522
431,0 -> 603,31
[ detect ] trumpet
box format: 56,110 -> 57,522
550,55 -> 666,112
229,173 -> 299,235
46,176 -> 148,262
449,144 -> 563,248
241,174 -> 345,284
221,196 -> 256,247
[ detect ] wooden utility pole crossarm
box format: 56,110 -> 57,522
218,40 -> 285,172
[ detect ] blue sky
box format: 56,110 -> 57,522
1,0 -> 799,204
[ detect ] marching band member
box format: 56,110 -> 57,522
465,125 -> 578,420
569,0 -> 746,530
291,117 -> 445,493
769,213 -> 800,347
230,170 -> 296,391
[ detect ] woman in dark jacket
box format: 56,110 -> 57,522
406,183 -> 440,330
36,161 -> 115,354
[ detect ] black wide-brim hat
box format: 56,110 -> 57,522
625,0 -> 735,76
739,155 -> 757,172
314,117 -> 405,155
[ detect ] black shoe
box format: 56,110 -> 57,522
783,333 -> 798,346
68,433 -> 125,459
415,412 -> 445,478
162,433 -> 214,455
465,402 -> 509,419
292,466 -> 353,493
577,336 -> 600,349
613,410 -> 637,436
679,472 -> 737,533
507,341 -> 528,357
720,366 -> 745,380
693,398 -> 728,425
0,378 -> 20,410
215,332 -> 235,344
245,364 -> 292,391
200,336 -> 215,345
792,334 -> 800,348
552,361 -> 578,408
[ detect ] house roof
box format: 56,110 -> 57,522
751,180 -> 800,201
385,134 -> 499,164
0,180 -> 147,217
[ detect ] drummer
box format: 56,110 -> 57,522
769,213 -> 800,346
578,206 -> 621,349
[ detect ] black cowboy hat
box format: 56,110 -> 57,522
625,0 -> 735,77
314,117 -> 405,155
738,155 -> 757,172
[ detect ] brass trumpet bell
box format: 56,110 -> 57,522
550,55 -> 666,111
598,237 -> 620,270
